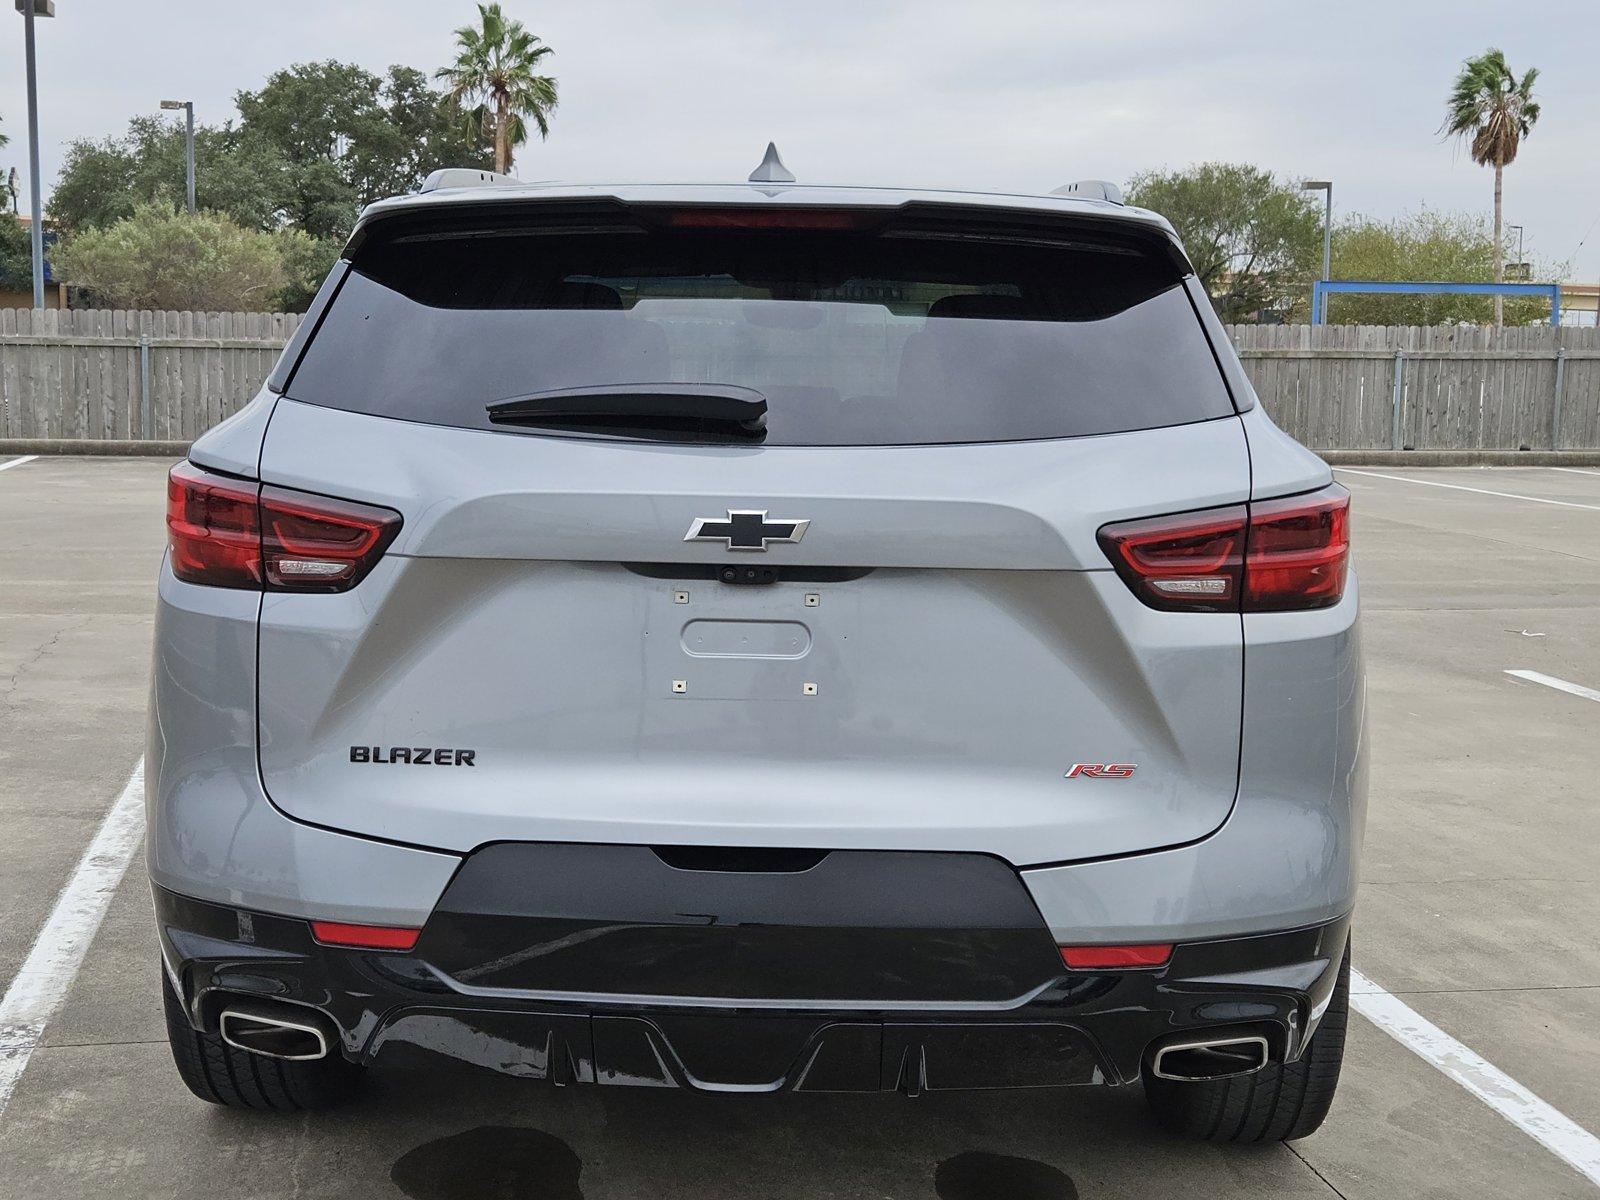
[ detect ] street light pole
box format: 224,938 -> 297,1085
1302,180 -> 1333,324
18,0 -> 56,310
160,100 -> 195,214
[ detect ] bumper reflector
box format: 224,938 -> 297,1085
1059,943 -> 1173,970
309,921 -> 422,951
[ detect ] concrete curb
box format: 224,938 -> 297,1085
0,439 -> 189,456
1318,450 -> 1600,467
4,439 -> 1600,468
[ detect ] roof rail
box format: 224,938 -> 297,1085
419,168 -> 520,194
1050,179 -> 1124,205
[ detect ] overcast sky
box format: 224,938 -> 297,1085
3,0 -> 1598,279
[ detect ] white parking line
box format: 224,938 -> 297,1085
1548,467 -> 1600,478
1505,669 -> 1600,704
1336,468 -> 1600,511
1352,969 -> 1600,1188
0,455 -> 39,473
0,760 -> 145,1120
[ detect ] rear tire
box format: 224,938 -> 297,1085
1142,941 -> 1350,1142
161,966 -> 360,1111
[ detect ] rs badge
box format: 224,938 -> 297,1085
1065,763 -> 1136,779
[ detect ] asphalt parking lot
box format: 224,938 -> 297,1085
1,455 -> 1598,1199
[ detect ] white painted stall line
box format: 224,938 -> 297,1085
0,455 -> 39,473
1548,466 -> 1600,478
1336,468 -> 1600,511
1505,669 -> 1600,705
1352,968 -> 1600,1189
0,760 -> 145,1120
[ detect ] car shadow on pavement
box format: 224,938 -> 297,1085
370,1068 -> 1237,1200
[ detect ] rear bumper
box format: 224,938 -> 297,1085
156,849 -> 1350,1093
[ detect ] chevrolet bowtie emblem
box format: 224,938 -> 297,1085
684,509 -> 810,551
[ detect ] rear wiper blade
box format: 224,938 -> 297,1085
486,383 -> 768,436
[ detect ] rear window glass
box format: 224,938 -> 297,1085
287,215 -> 1233,445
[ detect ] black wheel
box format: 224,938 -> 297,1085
161,966 -> 361,1111
1143,941 -> 1350,1142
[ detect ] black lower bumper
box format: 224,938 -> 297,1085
155,844 -> 1349,1094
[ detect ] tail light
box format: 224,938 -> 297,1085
1098,484 -> 1349,613
166,462 -> 262,589
1242,486 -> 1351,611
167,463 -> 401,593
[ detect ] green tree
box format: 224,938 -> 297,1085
51,62 -> 490,256
0,113 -> 36,287
50,116 -> 286,237
1325,209 -> 1558,326
53,204 -> 286,311
1125,163 -> 1322,322
235,60 -> 491,240
271,226 -> 342,312
1443,48 -> 1540,327
437,3 -> 558,174
0,213 -> 28,289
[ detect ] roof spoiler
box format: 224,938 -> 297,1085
1050,179 -> 1124,205
419,168 -> 520,194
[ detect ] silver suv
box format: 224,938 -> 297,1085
149,166 -> 1364,1142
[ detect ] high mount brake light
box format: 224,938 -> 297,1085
1098,485 -> 1350,613
652,207 -> 880,231
166,463 -> 401,593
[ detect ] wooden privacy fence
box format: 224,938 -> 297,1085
3,309 -> 1600,450
0,308 -> 300,441
1226,324 -> 1600,451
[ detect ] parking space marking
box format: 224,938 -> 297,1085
1352,968 -> 1600,1188
0,760 -> 145,1120
1549,467 -> 1600,478
0,455 -> 39,473
1336,468 -> 1600,511
1505,669 -> 1600,704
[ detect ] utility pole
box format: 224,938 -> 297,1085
1302,181 -> 1333,323
161,100 -> 195,214
18,0 -> 56,310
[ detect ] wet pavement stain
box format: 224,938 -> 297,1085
935,1150 -> 1077,1200
391,1126 -> 584,1200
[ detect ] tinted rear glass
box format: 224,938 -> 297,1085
288,213 -> 1233,445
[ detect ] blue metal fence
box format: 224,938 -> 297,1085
1310,280 -> 1561,326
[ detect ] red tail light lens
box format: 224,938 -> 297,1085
309,921 -> 421,952
1060,943 -> 1173,970
166,464 -> 401,593
1097,506 -> 1246,612
166,462 -> 263,589
260,486 -> 402,592
1243,485 -> 1350,611
1098,485 -> 1350,613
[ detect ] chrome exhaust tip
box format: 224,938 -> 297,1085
1151,1034 -> 1270,1082
219,1002 -> 333,1062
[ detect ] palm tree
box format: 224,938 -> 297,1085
1443,49 -> 1540,327
437,3 -> 558,175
